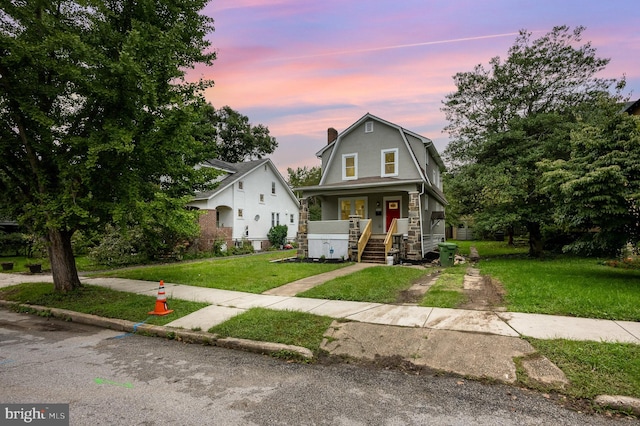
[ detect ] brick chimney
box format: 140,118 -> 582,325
327,127 -> 338,144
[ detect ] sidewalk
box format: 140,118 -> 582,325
1,270 -> 639,389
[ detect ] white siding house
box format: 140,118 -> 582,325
189,158 -> 299,251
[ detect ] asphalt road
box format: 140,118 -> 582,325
0,309 -> 626,425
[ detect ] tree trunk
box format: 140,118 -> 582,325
527,222 -> 544,258
47,228 -> 82,292
507,226 -> 514,246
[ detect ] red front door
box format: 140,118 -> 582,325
385,200 -> 401,231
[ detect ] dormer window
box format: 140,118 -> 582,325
381,148 -> 398,177
365,121 -> 373,133
342,153 -> 357,180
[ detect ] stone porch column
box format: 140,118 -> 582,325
348,215 -> 361,262
407,191 -> 421,260
296,198 -> 308,258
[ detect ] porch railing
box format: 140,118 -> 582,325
383,218 -> 398,258
357,219 -> 372,262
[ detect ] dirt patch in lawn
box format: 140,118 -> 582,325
458,274 -> 506,311
395,271 -> 439,304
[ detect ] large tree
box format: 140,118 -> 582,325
0,0 -> 218,291
540,98 -> 640,256
208,105 -> 278,163
442,26 -> 623,256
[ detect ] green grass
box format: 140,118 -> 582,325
478,255 -> 640,321
209,307 -> 333,353
420,266 -> 467,308
451,239 -> 529,257
0,282 -> 208,326
526,338 -> 640,399
94,251 -> 351,294
0,256 -> 50,273
298,266 -> 427,303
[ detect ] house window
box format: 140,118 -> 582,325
271,212 -> 280,227
271,182 -> 276,195
365,121 -> 373,133
259,194 -> 265,203
339,197 -> 367,220
238,181 -> 244,190
342,153 -> 357,180
381,148 -> 398,177
238,208 -> 243,218
290,214 -> 295,224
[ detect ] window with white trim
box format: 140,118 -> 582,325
259,194 -> 265,203
271,181 -> 276,195
365,121 -> 373,133
290,214 -> 295,224
238,208 -> 243,218
381,148 -> 398,177
238,181 -> 244,190
342,153 -> 357,180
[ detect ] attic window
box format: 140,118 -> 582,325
342,153 -> 358,180
238,181 -> 244,190
365,121 -> 373,133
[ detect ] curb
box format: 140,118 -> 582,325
0,300 -> 314,360
593,395 -> 640,416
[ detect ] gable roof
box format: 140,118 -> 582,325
193,158 -> 299,205
317,113 -> 445,186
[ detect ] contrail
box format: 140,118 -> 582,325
269,32 -> 522,62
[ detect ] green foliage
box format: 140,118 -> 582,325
442,26 -> 626,257
540,99 -> 640,256
0,232 -> 28,256
207,105 -> 278,163
268,225 -> 288,247
0,0 -> 218,290
287,166 -> 322,221
227,239 -> 255,256
89,225 -> 149,267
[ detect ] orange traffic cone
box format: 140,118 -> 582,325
148,280 -> 174,316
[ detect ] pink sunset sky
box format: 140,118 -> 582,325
192,0 -> 640,174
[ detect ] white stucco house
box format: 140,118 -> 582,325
188,158 -> 299,251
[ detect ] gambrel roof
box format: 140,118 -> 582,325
308,113 -> 447,204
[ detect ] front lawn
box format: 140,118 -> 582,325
298,266 -> 427,303
478,255 -> 640,321
94,251 -> 352,294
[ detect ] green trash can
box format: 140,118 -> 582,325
438,242 -> 458,267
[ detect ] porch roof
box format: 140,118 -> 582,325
296,176 -> 447,205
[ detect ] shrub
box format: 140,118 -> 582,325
268,225 -> 288,247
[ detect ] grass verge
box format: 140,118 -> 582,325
208,307 -> 333,354
419,266 -> 467,308
526,338 -> 640,400
298,266 -> 427,303
0,282 -> 208,326
95,251 -> 351,294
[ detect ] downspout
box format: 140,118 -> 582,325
418,183 -> 425,258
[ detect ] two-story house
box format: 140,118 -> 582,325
295,113 -> 447,263
189,158 -> 299,252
